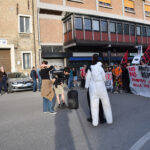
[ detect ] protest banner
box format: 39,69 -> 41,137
105,72 -> 113,90
128,66 -> 150,98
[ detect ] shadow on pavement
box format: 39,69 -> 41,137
55,88 -> 93,150
75,109 -> 93,150
77,88 -> 90,119
55,108 -> 76,150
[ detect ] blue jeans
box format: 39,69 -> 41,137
38,78 -> 42,91
68,77 -> 74,89
43,95 -> 56,112
33,79 -> 37,92
0,79 -> 7,93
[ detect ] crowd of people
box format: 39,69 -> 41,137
30,57 -> 113,126
0,55 -> 149,127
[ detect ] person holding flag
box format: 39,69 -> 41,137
120,50 -> 130,93
121,50 -> 128,67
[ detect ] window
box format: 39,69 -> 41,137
92,20 -> 100,31
84,19 -> 92,30
124,24 -> 129,34
117,23 -> 123,34
41,46 -> 63,57
53,46 -> 63,52
75,17 -> 83,30
147,27 -> 150,37
145,4 -> 150,16
109,22 -> 116,33
142,27 -> 146,36
64,22 -> 67,33
99,0 -> 111,7
68,19 -> 72,31
19,16 -> 31,33
101,20 -> 108,32
130,25 -> 135,35
23,53 -> 31,69
136,26 -> 141,36
124,0 -> 134,12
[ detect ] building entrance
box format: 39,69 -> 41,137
0,49 -> 11,72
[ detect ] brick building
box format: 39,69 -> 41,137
37,0 -> 150,67
0,0 -> 39,73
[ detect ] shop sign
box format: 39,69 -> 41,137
0,39 -> 7,45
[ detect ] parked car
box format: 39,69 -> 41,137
7,72 -> 33,92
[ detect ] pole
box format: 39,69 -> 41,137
32,0 -> 37,68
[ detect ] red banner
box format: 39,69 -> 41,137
121,50 -> 128,67
142,45 -> 150,64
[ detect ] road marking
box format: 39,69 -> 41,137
129,131 -> 150,150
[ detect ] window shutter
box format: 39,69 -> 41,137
124,0 -> 134,9
145,4 -> 150,12
99,0 -> 111,4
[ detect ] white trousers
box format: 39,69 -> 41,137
90,88 -> 113,126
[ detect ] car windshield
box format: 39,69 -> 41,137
8,73 -> 27,78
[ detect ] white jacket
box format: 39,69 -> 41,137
85,62 -> 106,89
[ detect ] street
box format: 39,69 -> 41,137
0,89 -> 150,150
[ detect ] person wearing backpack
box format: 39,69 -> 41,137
85,54 -> 113,127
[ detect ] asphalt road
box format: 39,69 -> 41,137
0,89 -> 150,150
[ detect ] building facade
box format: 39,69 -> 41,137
0,0 -> 39,74
37,0 -> 150,67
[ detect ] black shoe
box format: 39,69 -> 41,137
58,104 -> 61,109
87,118 -> 92,122
62,103 -> 67,108
100,119 -> 106,124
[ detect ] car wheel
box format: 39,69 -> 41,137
8,85 -> 13,93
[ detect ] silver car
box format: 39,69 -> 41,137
7,72 -> 33,92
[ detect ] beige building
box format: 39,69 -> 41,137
0,0 -> 39,74
1,0 -> 150,72
37,0 -> 150,67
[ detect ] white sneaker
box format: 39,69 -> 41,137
49,112 -> 57,115
43,112 -> 48,114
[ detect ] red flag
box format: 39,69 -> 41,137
142,45 -> 150,64
121,50 -> 128,67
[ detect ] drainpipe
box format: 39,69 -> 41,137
32,0 -> 37,68
122,0 -> 124,16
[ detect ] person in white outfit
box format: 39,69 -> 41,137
85,54 -> 113,127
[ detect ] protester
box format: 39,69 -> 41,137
85,64 -> 106,124
140,59 -> 147,66
80,65 -> 87,88
121,64 -> 130,93
68,67 -> 74,89
40,61 -> 56,114
105,66 -> 113,92
37,65 -> 42,91
30,66 -> 37,92
0,66 -> 8,95
72,67 -> 78,87
85,54 -> 113,127
112,63 -> 122,93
